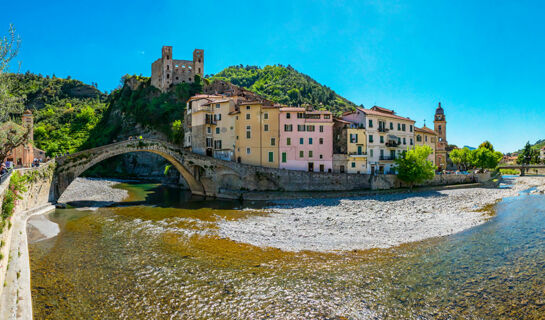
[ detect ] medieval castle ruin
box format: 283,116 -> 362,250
151,46 -> 204,92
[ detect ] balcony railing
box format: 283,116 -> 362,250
385,141 -> 400,147
349,152 -> 368,157
379,155 -> 396,161
205,118 -> 217,125
378,127 -> 389,133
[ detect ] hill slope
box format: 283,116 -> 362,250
210,65 -> 357,114
5,72 -> 107,156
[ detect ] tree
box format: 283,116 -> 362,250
395,145 -> 436,189
0,121 -> 29,162
472,147 -> 503,171
517,141 -> 540,165
0,24 -> 20,72
449,147 -> 474,171
479,140 -> 494,151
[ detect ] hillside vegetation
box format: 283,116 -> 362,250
210,65 -> 357,114
5,72 -> 107,156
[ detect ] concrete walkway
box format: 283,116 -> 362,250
0,204 -> 55,320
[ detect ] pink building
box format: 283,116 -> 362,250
279,107 -> 334,172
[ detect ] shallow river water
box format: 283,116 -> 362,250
29,182 -> 545,319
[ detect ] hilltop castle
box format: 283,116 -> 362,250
151,46 -> 204,92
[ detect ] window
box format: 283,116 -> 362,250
271,138 -> 275,146
216,103 -> 220,109
300,138 -> 304,145
298,125 -> 306,132
438,125 -> 442,134
340,165 -> 345,173
320,164 -> 325,172
297,113 -> 304,119
309,151 -> 313,157
309,138 -> 313,145
425,135 -> 428,142
246,114 -> 250,120
324,115 -> 330,119
352,162 -> 356,168
287,138 -> 291,145
307,125 -> 315,132
216,127 -> 220,134
380,136 -> 384,143
286,113 -> 291,119
368,119 -> 373,128
284,124 -> 293,132
264,124 -> 269,132
282,152 -> 287,163
268,152 -> 274,163
264,112 -> 269,120
320,154 -> 323,159
246,147 -> 251,154
246,126 -> 251,139
380,149 -> 384,157
390,122 -> 393,130
319,125 -> 324,132
214,140 -> 222,149
410,125 -> 413,132
207,127 -> 211,134
350,134 -> 358,143
299,151 -> 304,158
403,137 -> 406,145
319,138 -> 324,144
398,123 -> 401,130
410,138 -> 413,145
431,137 -> 435,143
417,135 -> 422,142
246,106 -> 250,110
206,138 -> 213,148
369,135 -> 374,143
402,124 -> 406,131
370,149 -> 374,157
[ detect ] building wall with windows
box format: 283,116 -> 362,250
186,95 -> 224,156
343,106 -> 415,174
333,119 -> 367,173
209,99 -> 238,161
279,107 -> 333,172
415,126 -> 437,165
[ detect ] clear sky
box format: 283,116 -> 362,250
3,0 -> 544,152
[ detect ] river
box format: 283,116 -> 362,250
29,181 -> 545,319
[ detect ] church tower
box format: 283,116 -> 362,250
22,109 -> 34,141
434,102 -> 448,169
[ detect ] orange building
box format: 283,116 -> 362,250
4,110 -> 46,168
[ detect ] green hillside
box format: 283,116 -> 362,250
210,65 -> 357,114
5,72 -> 107,156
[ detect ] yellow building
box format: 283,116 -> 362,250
234,102 -> 280,168
205,98 -> 238,161
414,125 -> 437,165
333,119 -> 367,173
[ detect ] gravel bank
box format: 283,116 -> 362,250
58,177 -> 129,206
217,176 -> 545,252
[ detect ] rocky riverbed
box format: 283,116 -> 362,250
57,177 -> 129,206
217,176 -> 545,252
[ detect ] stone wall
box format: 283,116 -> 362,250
0,172 -> 13,299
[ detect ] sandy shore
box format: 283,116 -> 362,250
217,176 -> 545,252
57,177 -> 129,206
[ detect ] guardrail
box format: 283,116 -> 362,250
0,168 -> 13,185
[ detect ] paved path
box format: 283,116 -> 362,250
0,204 -> 55,320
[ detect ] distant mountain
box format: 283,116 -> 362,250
209,65 -> 357,115
463,145 -> 476,150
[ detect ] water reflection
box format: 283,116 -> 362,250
30,182 -> 545,319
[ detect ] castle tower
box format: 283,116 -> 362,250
193,49 -> 204,78
22,109 -> 33,141
433,102 -> 448,169
161,46 -> 173,90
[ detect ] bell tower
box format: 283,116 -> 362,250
433,102 -> 448,169
22,109 -> 34,141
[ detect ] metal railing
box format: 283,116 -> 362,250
379,155 -> 396,161
0,168 -> 13,185
385,141 -> 400,147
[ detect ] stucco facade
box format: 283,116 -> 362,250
333,119 -> 367,173
278,107 -> 333,172
415,125 -> 437,165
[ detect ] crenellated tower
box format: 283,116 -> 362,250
193,49 -> 204,78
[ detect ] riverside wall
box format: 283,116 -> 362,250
0,162 -> 56,319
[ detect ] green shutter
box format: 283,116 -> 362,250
269,152 -> 274,162
282,152 -> 287,163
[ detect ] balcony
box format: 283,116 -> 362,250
349,152 -> 368,157
379,155 -> 396,161
205,118 -> 217,125
378,127 -> 389,133
385,141 -> 400,147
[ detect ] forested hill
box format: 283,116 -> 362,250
209,65 -> 358,114
5,72 -> 107,156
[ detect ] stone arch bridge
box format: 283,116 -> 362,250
53,139 -> 382,201
497,164 -> 545,176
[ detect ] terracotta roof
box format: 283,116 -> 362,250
188,94 -> 223,102
202,99 -> 232,106
279,107 -> 306,112
333,118 -> 351,124
415,126 -> 437,135
370,106 -> 395,114
358,107 -> 414,122
228,110 -> 240,115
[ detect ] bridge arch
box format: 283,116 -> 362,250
54,140 -> 206,201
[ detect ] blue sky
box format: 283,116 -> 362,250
3,0 -> 544,152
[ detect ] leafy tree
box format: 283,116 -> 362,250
472,147 -> 503,170
170,120 -> 184,144
517,141 -> 540,165
0,24 -> 20,72
449,147 -> 474,170
0,121 -> 29,162
395,145 -> 436,189
479,140 -> 494,151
